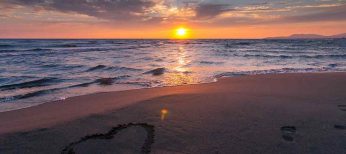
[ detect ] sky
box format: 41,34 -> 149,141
0,0 -> 345,38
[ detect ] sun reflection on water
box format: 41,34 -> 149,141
163,45 -> 197,86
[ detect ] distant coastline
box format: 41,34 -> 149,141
266,33 -> 346,39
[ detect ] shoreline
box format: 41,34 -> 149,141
1,72 -> 345,134
0,72 -> 345,153
1,70 -> 344,113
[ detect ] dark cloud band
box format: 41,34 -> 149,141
3,0 -> 155,20
1,0 -> 345,25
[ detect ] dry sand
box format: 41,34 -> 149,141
0,73 -> 345,153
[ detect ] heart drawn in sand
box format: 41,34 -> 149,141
61,123 -> 155,154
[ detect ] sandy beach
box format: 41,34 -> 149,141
0,73 -> 345,153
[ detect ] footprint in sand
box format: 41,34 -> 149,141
334,125 -> 346,130
281,126 -> 296,142
61,123 -> 155,154
337,105 -> 346,111
334,105 -> 346,131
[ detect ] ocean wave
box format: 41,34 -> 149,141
25,48 -> 52,52
0,87 -> 60,102
67,82 -> 95,88
224,41 -> 257,48
68,75 -> 131,88
310,54 -> 346,59
0,44 -> 13,48
88,40 -> 98,44
86,65 -> 107,71
47,44 -> 78,48
119,81 -> 152,87
117,45 -> 152,50
95,75 -> 131,86
96,78 -> 114,85
110,41 -> 127,44
0,50 -> 58,57
0,83 -> 94,103
61,44 -> 78,48
199,61 -> 224,65
85,65 -> 142,72
42,64 -> 85,70
14,89 -> 54,99
0,49 -> 17,53
0,78 -> 61,91
242,54 -> 293,59
215,67 -> 337,78
237,54 -> 346,59
0,75 -> 132,102
328,63 -> 338,68
144,68 -> 166,76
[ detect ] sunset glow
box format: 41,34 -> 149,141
174,27 -> 189,39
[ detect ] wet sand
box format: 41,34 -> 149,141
0,73 -> 345,153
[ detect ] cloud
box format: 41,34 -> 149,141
1,0 -> 345,27
282,4 -> 346,22
194,3 -> 232,19
198,2 -> 346,27
2,0 -> 155,21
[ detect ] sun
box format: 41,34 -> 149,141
174,27 -> 189,39
177,28 -> 187,36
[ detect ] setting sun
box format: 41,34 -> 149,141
177,28 -> 187,36
174,27 -> 189,39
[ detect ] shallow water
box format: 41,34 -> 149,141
0,39 -> 345,112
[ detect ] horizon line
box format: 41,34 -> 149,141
0,38 -> 343,40
1,33 -> 344,40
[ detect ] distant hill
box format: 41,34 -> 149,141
332,33 -> 346,38
266,33 -> 346,39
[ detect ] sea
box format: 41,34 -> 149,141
0,39 -> 345,112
